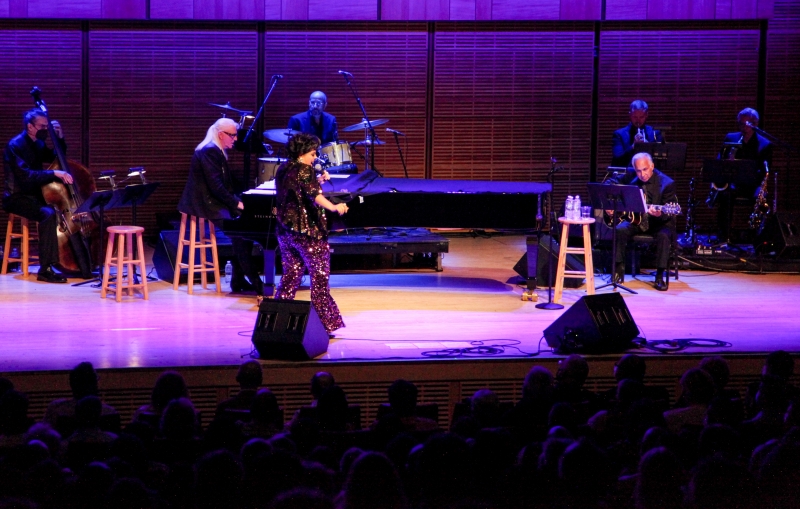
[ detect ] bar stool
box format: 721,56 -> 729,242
553,217 -> 595,305
2,214 -> 39,276
172,213 -> 221,294
101,225 -> 149,302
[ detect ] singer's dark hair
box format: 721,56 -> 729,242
287,132 -> 320,161
23,109 -> 46,130
737,107 -> 759,123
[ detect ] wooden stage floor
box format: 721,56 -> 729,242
1,234 -> 798,375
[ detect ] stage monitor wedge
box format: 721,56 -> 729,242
543,293 -> 639,354
252,299 -> 329,361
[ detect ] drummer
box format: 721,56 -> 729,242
288,91 -> 338,144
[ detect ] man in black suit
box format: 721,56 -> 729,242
607,152 -> 677,291
288,91 -> 338,145
611,99 -> 664,168
710,107 -> 773,243
178,118 -> 263,296
3,109 -> 72,283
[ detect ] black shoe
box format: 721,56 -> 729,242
37,265 -> 67,283
654,268 -> 667,291
230,278 -> 255,293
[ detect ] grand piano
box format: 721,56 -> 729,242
222,170 -> 551,294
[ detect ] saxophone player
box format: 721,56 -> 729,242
711,108 -> 773,243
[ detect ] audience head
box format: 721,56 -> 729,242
556,354 -> 589,389
679,368 -> 716,406
316,385 -> 349,432
75,395 -> 103,428
698,356 -> 731,391
763,350 -> 794,381
311,371 -> 335,401
615,354 -> 646,382
194,450 -> 244,509
160,397 -> 196,440
150,370 -> 189,412
634,447 -> 684,509
756,374 -> 789,412
0,377 -> 14,397
387,379 -> 418,417
69,361 -> 100,399
340,452 -> 406,509
470,388 -> 499,425
523,365 -> 554,400
251,388 -> 281,426
271,487 -> 334,509
687,456 -> 757,509
0,389 -> 30,435
558,438 -> 613,499
236,360 -> 263,390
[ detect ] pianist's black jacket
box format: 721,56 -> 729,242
178,142 -> 240,225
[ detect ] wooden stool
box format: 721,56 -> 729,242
101,225 -> 149,302
554,217 -> 595,305
2,214 -> 39,276
172,213 -> 221,294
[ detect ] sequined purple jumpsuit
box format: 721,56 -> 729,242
274,160 -> 344,333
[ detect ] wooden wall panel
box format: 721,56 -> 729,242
150,0 -> 194,19
308,0 -> 376,21
101,0 -> 146,19
560,0 -> 602,20
648,0 -> 716,20
0,26 -> 83,230
432,27 -> 595,195
262,27 -> 429,178
87,28 -> 259,232
0,1 -> 8,17
263,0 -> 281,20
491,0 -> 561,20
605,0 -> 648,21
27,0 -> 101,18
598,27 -> 761,232
764,0 -> 800,213
449,0 -> 476,21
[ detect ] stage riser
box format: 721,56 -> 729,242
2,355 -> 774,430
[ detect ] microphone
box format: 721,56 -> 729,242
272,74 -> 283,79
386,128 -> 405,136
338,70 -> 353,77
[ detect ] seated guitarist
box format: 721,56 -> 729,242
606,152 -> 677,291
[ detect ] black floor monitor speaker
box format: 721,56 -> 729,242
755,212 -> 800,259
251,299 -> 329,361
543,293 -> 639,354
513,235 -> 584,289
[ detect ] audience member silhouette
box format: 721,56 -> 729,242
132,370 -> 190,425
239,388 -> 282,440
663,368 -> 715,433
216,360 -> 263,416
338,451 -> 407,509
43,362 -> 118,437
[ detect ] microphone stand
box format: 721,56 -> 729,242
241,75 -> 282,186
390,131 -> 409,178
339,72 -> 383,176
536,158 -> 564,310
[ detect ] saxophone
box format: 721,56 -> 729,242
749,161 -> 770,230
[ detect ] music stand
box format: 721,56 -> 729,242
71,190 -> 117,287
701,158 -> 762,190
588,183 -> 648,295
635,142 -> 687,173
118,183 -> 160,282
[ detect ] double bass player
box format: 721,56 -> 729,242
3,109 -> 73,283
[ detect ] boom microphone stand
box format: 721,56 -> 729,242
240,75 -> 283,185
536,158 -> 564,310
338,70 -> 383,176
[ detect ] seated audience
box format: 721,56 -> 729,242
663,368 -> 715,433
215,360 -> 263,416
132,370 -> 190,425
43,361 -> 118,436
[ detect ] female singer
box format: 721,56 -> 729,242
274,133 -> 348,335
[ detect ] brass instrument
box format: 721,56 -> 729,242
749,161 -> 770,230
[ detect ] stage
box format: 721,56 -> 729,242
1,233 -> 798,427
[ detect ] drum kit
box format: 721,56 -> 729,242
210,101 -> 392,184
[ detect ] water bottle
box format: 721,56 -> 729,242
565,196 -> 574,220
224,260 -> 233,288
574,195 -> 581,220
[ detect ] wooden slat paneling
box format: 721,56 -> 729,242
87,28 -> 259,233
598,27 -> 761,233
765,0 -> 800,214
262,27 -> 429,179
308,0 -> 377,21
150,0 -> 194,19
27,0 -> 101,18
0,27 -> 83,229
491,0 -> 561,20
432,28 -> 594,197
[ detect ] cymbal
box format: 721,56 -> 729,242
263,128 -> 303,144
341,119 -> 389,132
208,102 -> 252,115
351,139 -> 386,146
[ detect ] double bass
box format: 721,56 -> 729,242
30,86 -> 96,278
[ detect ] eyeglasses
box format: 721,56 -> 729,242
309,100 -> 325,106
221,131 -> 238,138
32,123 -> 48,130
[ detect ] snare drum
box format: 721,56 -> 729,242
257,157 -> 287,184
319,141 -> 352,167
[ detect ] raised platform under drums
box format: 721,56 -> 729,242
1,233 -> 798,429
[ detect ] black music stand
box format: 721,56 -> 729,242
635,142 -> 687,173
701,158 -> 762,190
71,190 -> 116,287
588,183 -> 647,295
118,183 -> 160,282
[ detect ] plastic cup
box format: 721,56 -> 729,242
581,206 -> 592,219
